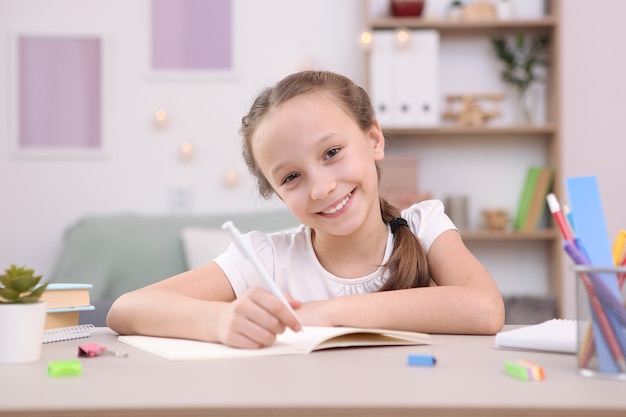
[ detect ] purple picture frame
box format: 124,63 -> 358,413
147,0 -> 238,79
10,33 -> 105,158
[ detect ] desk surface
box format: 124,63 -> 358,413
1,327 -> 625,417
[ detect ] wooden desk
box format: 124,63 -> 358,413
1,327 -> 625,417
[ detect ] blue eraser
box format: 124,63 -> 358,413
408,354 -> 436,367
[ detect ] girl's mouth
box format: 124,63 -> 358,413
320,191 -> 353,215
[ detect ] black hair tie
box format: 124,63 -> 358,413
390,217 -> 408,234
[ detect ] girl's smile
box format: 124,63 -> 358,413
318,190 -> 354,217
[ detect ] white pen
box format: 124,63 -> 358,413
221,221 -> 302,329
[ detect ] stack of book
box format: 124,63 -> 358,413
40,283 -> 94,329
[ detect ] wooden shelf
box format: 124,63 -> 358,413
369,17 -> 557,33
383,125 -> 558,137
364,0 -> 563,315
460,228 -> 560,242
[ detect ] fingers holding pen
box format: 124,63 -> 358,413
217,287 -> 301,348
285,293 -> 303,323
250,287 -> 303,334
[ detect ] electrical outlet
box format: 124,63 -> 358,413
169,186 -> 192,214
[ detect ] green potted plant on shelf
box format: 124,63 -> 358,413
491,34 -> 550,124
0,265 -> 48,363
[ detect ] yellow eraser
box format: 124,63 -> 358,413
47,359 -> 82,377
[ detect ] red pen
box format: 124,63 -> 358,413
546,193 -> 575,241
617,256 -> 626,290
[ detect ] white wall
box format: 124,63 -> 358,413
0,0 -> 365,277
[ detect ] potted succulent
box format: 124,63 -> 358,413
0,265 -> 48,363
491,34 -> 550,124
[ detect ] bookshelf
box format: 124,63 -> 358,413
365,0 -> 564,315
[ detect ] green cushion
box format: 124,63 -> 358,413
50,211 -> 298,302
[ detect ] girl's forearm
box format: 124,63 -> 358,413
107,288 -> 228,342
322,285 -> 504,335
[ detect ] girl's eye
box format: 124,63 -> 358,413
282,173 -> 299,185
324,147 -> 340,160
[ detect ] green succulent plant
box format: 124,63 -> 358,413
0,265 -> 48,303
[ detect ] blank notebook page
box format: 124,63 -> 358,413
494,319 -> 577,354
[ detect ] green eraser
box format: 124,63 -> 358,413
47,359 -> 82,377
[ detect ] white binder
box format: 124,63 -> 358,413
369,30 -> 440,128
369,31 -> 396,127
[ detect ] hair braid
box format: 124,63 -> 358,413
379,197 -> 430,290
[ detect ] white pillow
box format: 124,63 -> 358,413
180,228 -> 232,270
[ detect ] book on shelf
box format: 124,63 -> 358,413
514,166 -> 541,231
514,166 -> 553,232
494,319 -> 576,354
523,167 -> 554,231
118,326 -> 432,361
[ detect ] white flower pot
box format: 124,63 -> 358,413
0,301 -> 47,364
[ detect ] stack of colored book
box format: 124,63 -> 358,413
39,283 -> 94,329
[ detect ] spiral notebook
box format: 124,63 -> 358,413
494,319 -> 577,354
43,324 -> 95,344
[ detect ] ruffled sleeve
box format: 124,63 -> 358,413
402,199 -> 457,253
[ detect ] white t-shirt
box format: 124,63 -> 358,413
214,199 -> 456,301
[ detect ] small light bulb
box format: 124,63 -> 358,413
396,29 -> 409,45
360,31 -> 373,46
154,109 -> 168,128
179,140 -> 194,162
223,168 -> 239,188
359,31 -> 373,52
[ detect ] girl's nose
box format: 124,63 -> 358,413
310,171 -> 337,201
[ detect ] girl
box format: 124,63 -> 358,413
107,71 -> 505,348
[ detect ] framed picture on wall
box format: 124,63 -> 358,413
145,0 -> 240,80
9,32 -> 107,158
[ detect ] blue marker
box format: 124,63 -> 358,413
407,354 -> 436,367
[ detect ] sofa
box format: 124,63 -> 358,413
49,210 -> 299,326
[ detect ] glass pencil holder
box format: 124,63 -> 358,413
573,265 -> 626,381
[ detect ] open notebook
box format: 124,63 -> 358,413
494,319 -> 577,354
118,326 -> 431,361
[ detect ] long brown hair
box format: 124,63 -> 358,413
240,70 -> 430,289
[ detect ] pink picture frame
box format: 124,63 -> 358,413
146,0 -> 239,80
9,32 -> 106,158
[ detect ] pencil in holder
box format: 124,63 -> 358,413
573,265 -> 626,381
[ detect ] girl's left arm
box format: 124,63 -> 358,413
297,229 -> 505,335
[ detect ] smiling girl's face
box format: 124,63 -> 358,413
251,92 -> 385,239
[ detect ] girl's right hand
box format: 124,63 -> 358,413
215,287 -> 301,349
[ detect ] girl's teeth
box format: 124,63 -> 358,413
323,193 -> 351,214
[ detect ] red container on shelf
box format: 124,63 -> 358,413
391,0 -> 425,17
